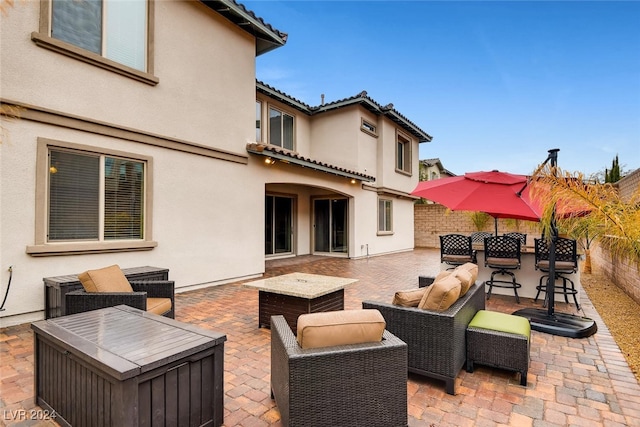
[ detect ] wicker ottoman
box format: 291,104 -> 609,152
466,310 -> 530,386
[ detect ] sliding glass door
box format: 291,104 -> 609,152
265,195 -> 293,255
313,198 -> 348,254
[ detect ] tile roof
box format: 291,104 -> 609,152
246,143 -> 376,182
201,0 -> 288,55
257,81 -> 432,143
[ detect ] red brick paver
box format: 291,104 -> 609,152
1,249 -> 639,426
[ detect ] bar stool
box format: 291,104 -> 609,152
439,234 -> 476,270
534,237 -> 580,309
484,235 -> 522,303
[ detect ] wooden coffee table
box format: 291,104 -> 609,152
245,272 -> 358,334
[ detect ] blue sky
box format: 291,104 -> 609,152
244,0 -> 640,177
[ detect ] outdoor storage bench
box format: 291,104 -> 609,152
362,280 -> 485,395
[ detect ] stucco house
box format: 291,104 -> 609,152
0,0 -> 431,327
420,158 -> 456,181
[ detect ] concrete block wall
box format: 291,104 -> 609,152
591,242 -> 640,305
414,204 -> 541,248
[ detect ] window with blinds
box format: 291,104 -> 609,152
51,0 -> 147,71
48,149 -> 145,242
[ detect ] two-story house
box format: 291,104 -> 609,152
0,0 -> 431,326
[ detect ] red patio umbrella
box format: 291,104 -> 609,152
411,170 -> 542,234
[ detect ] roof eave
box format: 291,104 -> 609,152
201,0 -> 287,56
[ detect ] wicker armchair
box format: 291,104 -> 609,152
65,280 -> 175,318
270,315 -> 408,427
362,281 -> 485,395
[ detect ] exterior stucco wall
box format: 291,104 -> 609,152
309,107 -> 360,172
2,2 -> 257,153
0,1 -> 264,327
0,1 -> 426,327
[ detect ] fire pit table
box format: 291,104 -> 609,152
244,272 -> 358,334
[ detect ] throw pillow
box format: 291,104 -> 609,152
392,288 -> 427,307
418,274 -> 462,312
453,263 -> 478,296
78,264 -> 133,293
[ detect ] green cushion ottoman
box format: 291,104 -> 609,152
466,310 -> 530,386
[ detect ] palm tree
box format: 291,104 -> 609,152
531,165 -> 640,267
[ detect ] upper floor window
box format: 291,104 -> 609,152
256,101 -> 262,142
27,138 -> 156,256
361,119 -> 377,137
269,107 -> 294,150
396,132 -> 411,174
51,0 -> 147,71
378,198 -> 393,233
31,0 -> 158,85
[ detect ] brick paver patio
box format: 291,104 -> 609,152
1,248 -> 639,426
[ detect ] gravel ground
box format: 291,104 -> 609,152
581,272 -> 640,383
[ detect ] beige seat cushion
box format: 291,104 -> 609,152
392,288 -> 427,307
452,263 -> 478,296
486,257 -> 519,268
78,264 -> 133,293
418,274 -> 462,312
146,298 -> 172,316
296,309 -> 386,349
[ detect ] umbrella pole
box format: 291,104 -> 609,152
494,217 -> 498,236
512,149 -> 596,338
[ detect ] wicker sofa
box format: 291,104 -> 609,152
270,315 -> 408,427
362,281 -> 485,395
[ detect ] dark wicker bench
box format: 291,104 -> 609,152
363,281 -> 485,395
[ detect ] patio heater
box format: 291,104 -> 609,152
512,149 -> 597,338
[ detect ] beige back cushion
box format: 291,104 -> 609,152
392,288 -> 427,307
78,265 -> 133,293
452,263 -> 478,296
296,309 -> 386,349
418,274 -> 462,312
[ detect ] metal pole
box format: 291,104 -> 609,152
547,148 -> 559,316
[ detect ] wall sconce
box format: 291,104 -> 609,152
350,179 -> 357,184
264,157 -> 276,165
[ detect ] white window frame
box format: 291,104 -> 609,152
31,0 -> 158,85
396,131 -> 412,175
361,118 -> 378,137
268,106 -> 295,151
27,138 -> 157,256
377,198 -> 393,235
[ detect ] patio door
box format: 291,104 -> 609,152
265,195 -> 293,255
313,198 -> 348,255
